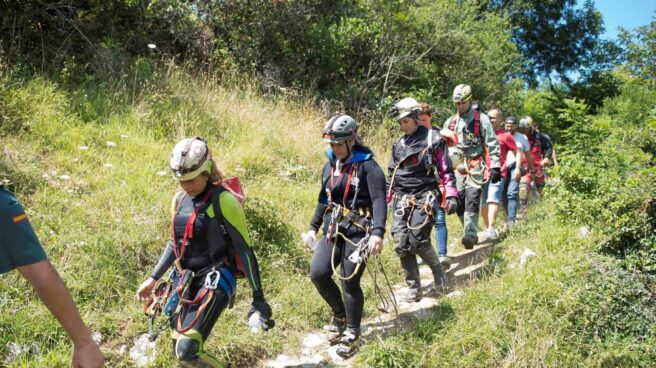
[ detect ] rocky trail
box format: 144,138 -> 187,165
263,237 -> 502,368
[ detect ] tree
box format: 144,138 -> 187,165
486,0 -> 603,85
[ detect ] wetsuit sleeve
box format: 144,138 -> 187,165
0,192 -> 47,274
309,163 -> 331,232
432,146 -> 458,198
151,239 -> 175,280
219,191 -> 265,299
481,114 -> 501,169
364,160 -> 387,238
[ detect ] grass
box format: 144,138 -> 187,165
2,65 -> 653,368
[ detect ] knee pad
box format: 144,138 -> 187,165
176,337 -> 201,362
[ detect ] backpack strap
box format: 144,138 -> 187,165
473,110 -> 480,137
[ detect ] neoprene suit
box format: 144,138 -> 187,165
309,147 -> 387,330
151,183 -> 268,367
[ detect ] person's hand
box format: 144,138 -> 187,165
72,339 -> 104,368
368,235 -> 384,255
136,277 -> 157,302
541,158 -> 550,167
513,167 -> 521,181
490,167 -> 502,183
301,230 -> 317,252
445,197 -> 458,215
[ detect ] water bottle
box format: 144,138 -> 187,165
248,311 -> 266,334
301,231 -> 317,252
163,291 -> 180,317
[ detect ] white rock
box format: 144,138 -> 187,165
579,226 -> 590,238
148,43 -> 157,49
129,333 -> 157,367
103,163 -> 114,169
105,141 -> 117,147
79,146 -> 89,150
447,290 -> 464,298
519,248 -> 536,267
302,333 -> 325,348
120,134 -> 129,139
156,171 -> 167,177
59,175 -> 70,180
118,345 -> 127,355
91,331 -> 102,344
5,342 -> 23,361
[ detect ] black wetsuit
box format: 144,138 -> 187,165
151,183 -> 266,366
309,148 -> 387,330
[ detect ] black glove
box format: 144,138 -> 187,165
490,167 -> 502,183
445,197 -> 458,215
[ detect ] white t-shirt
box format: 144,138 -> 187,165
506,132 -> 530,167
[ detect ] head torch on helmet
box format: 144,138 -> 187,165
170,137 -> 212,181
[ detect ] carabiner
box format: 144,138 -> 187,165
204,269 -> 221,290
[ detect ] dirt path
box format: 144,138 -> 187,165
262,240 -> 498,368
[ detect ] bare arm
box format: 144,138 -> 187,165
18,260 -> 104,368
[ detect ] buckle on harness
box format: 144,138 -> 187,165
204,269 -> 221,290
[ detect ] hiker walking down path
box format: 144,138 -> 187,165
443,84 -> 501,249
303,115 -> 387,358
137,137 -> 272,368
387,97 -> 458,303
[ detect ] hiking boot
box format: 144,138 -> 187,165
424,282 -> 445,298
461,236 -> 478,249
401,287 -> 422,303
324,315 -> 346,345
482,228 -> 498,240
336,328 -> 361,358
439,256 -> 452,270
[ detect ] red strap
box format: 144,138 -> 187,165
342,164 -> 356,207
474,110 -> 480,137
171,187 -> 215,260
176,289 -> 214,334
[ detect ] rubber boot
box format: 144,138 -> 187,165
399,254 -> 422,302
417,246 -> 447,296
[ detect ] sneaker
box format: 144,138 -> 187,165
336,328 -> 361,358
482,228 -> 498,240
461,236 -> 478,250
439,256 -> 452,270
401,288 -> 422,302
324,316 -> 346,345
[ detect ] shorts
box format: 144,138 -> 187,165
481,177 -> 505,204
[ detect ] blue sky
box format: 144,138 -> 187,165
592,0 -> 656,39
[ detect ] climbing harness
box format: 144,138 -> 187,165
393,191 -> 436,230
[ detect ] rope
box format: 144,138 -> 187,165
366,254 -> 398,317
330,230 -> 371,281
393,192 -> 436,230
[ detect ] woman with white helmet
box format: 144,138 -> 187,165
387,97 -> 458,302
303,114 -> 387,358
136,137 -> 272,367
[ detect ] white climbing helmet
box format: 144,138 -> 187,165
170,137 -> 213,181
388,97 -> 421,121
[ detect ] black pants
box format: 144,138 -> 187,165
310,233 -> 367,329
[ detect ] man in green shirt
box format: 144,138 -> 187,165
1,185 -> 104,368
443,84 -> 502,248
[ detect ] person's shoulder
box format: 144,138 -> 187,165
0,188 -> 19,211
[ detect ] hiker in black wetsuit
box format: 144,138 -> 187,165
136,137 -> 272,368
303,115 -> 387,358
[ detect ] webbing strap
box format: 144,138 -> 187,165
171,187 -> 216,263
